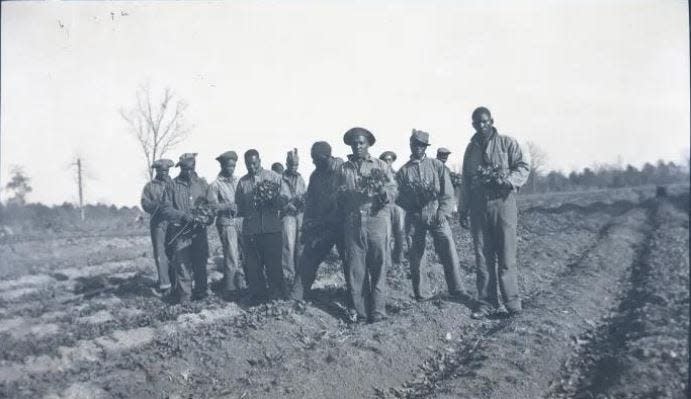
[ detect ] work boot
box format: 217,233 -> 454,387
471,304 -> 492,319
369,313 -> 388,324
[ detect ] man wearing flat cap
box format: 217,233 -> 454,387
379,151 -> 406,266
436,148 -> 452,165
235,149 -> 292,302
337,127 -> 398,323
162,153 -> 212,304
271,162 -> 285,175
290,141 -> 347,301
207,151 -> 246,295
460,107 -> 530,318
396,129 -> 467,301
141,159 -> 175,294
281,148 -> 307,284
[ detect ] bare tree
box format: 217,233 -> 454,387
120,84 -> 192,180
525,141 -> 548,192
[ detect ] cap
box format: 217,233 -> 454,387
437,147 -> 451,155
410,129 -> 431,146
151,159 -> 174,170
215,151 -> 238,163
176,152 -> 197,167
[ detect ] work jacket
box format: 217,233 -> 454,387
236,168 -> 291,235
460,128 -> 530,212
336,154 -> 398,217
207,174 -> 239,226
396,156 -> 455,218
140,177 -> 171,226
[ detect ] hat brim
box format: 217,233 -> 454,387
410,138 -> 431,146
343,128 -> 376,146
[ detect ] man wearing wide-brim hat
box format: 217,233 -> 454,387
161,153 -> 212,304
379,150 -> 407,266
337,127 -> 398,323
206,151 -> 246,294
140,159 -> 175,294
396,129 -> 468,301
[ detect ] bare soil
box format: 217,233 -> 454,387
0,186 -> 687,399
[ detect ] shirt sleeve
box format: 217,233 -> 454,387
506,137 -> 531,189
380,160 -> 398,204
140,183 -> 158,214
459,145 -> 473,213
436,161 -> 455,217
161,183 -> 185,223
235,180 -> 247,218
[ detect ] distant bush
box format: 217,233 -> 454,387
0,202 -> 147,238
522,160 -> 689,194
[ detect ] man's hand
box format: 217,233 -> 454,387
459,210 -> 470,230
181,213 -> 194,224
434,210 -> 448,226
496,177 -> 513,190
285,203 -> 298,214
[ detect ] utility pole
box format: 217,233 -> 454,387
73,157 -> 85,221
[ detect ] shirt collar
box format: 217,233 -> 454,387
409,154 -> 427,164
347,154 -> 374,163
217,173 -> 235,182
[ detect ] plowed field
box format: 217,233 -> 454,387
0,186 -> 688,399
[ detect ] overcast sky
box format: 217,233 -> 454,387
2,0 -> 689,206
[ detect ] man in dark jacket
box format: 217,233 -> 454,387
140,159 -> 174,294
290,141 -> 345,301
162,153 -> 212,304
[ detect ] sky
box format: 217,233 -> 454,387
1,0 -> 689,207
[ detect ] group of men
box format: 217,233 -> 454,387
140,107 -> 530,322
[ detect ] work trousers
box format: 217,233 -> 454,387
171,233 -> 209,301
407,216 -> 464,299
290,226 -> 345,300
343,208 -> 391,319
281,213 -> 303,284
217,221 -> 245,291
390,205 -> 406,262
470,193 -> 521,311
243,232 -> 286,300
150,221 -> 173,290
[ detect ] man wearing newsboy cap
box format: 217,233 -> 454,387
336,127 -> 398,323
396,129 -> 468,302
140,159 -> 175,294
206,151 -> 246,295
161,153 -> 212,304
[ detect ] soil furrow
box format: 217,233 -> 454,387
402,205 -> 652,399
548,199 -> 689,399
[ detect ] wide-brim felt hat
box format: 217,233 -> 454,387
343,127 -> 376,146
379,151 -> 397,162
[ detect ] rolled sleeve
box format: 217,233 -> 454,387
506,138 -> 531,189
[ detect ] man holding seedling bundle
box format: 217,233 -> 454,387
281,149 -> 307,284
236,149 -> 291,302
396,130 -> 467,302
337,127 -> 398,323
140,158 -> 175,294
460,107 -> 530,318
161,153 -> 214,304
